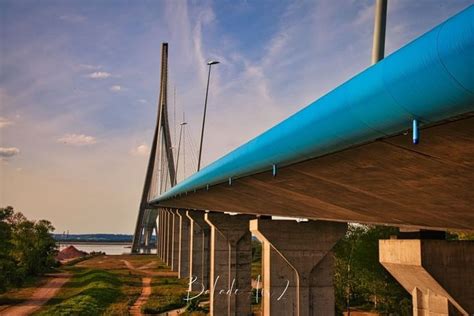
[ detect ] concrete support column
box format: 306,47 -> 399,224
187,211 -> 211,292
147,227 -> 153,254
144,227 -> 148,247
154,222 -> 158,253
157,210 -> 161,258
162,209 -> 168,264
163,210 -> 169,264
379,239 -> 474,315
170,210 -> 180,272
205,213 -> 253,316
140,227 -> 146,253
144,226 -> 152,254
159,210 -> 164,260
176,209 -> 191,279
161,210 -> 167,260
160,210 -> 166,260
165,210 -> 173,266
250,219 -> 346,316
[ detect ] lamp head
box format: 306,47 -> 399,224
207,60 -> 220,65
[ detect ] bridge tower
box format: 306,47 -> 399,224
131,43 -> 177,254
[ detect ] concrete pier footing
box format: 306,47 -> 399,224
176,209 -> 190,279
186,211 -> 211,292
250,219 -> 346,316
379,239 -> 474,316
205,213 -> 254,316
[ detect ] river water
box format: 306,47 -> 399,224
57,242 -> 139,255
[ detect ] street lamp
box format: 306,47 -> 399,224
197,60 -> 220,171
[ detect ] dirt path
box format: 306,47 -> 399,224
0,273 -> 70,316
122,260 -> 181,315
121,260 -> 177,277
129,277 -> 152,316
122,260 -> 153,316
137,261 -> 157,270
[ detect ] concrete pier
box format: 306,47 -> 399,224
170,210 -> 180,271
205,213 -> 253,316
176,209 -> 190,279
166,210 -> 172,265
161,210 -> 166,260
165,210 -> 171,265
250,219 -> 346,316
154,222 -> 158,252
143,226 -> 153,254
187,211 -> 211,292
160,210 -> 166,261
159,209 -> 164,259
379,239 -> 474,315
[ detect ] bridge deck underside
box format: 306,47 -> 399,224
156,115 -> 473,231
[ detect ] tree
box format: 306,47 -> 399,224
0,207 -> 16,291
448,231 -> 474,240
0,206 -> 58,291
33,220 -> 58,272
333,224 -> 411,315
0,207 -> 14,255
11,216 -> 58,276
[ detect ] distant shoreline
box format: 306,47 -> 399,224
57,241 -> 132,246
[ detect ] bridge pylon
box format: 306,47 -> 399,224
131,43 -> 177,253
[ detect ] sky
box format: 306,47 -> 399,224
1,0 -> 473,234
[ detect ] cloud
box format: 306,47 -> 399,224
110,85 -> 122,92
131,144 -> 149,156
137,99 -> 148,104
0,117 -> 14,128
0,147 -> 20,158
78,64 -> 102,70
59,14 -> 87,23
87,71 -> 111,79
57,134 -> 97,146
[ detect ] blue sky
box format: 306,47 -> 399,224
1,0 -> 472,233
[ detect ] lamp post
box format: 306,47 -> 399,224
197,60 -> 219,171
371,0 -> 388,64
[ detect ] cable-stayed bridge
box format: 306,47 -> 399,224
132,4 -> 474,315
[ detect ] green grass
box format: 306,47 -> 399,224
142,277 -> 190,314
24,255 -> 202,315
36,268 -> 122,316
